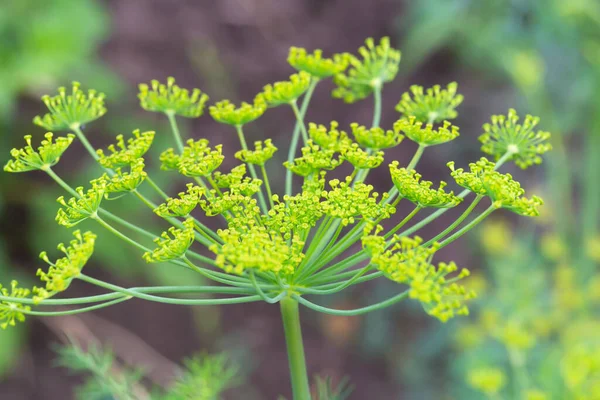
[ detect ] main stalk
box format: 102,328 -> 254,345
280,297 -> 311,399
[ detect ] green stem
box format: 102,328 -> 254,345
290,101 -> 309,144
280,297 -> 311,400
407,144 -> 426,170
384,205 -> 421,239
78,274 -> 260,305
145,176 -> 170,200
166,111 -> 185,153
45,167 -> 79,197
71,124 -> 100,161
250,271 -> 284,304
437,204 -> 496,249
286,79 -> 318,197
422,195 -> 483,247
20,297 -> 130,317
294,288 -> 410,316
236,125 -> 269,213
94,215 -> 151,253
372,84 -> 382,128
260,164 -> 275,209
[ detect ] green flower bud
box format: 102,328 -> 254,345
56,179 -> 106,227
235,139 -> 277,166
389,161 -> 462,208
97,129 -> 155,169
154,184 -> 205,218
479,109 -> 552,169
258,71 -> 311,107
333,37 -> 401,103
396,117 -> 459,146
0,281 -> 31,329
395,82 -> 463,123
33,82 -> 106,130
178,139 -> 224,177
143,218 -> 195,262
4,133 -> 75,172
287,47 -> 350,79
138,77 -> 208,118
209,99 -> 266,126
351,122 -> 404,150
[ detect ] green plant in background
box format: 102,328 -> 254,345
397,1 -> 600,399
0,37 -> 550,399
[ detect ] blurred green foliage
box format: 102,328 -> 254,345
395,0 -> 600,398
0,0 -> 113,120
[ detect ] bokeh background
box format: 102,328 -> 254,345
1,0 -> 599,399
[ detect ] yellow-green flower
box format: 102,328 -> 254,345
56,179 -> 106,227
479,108 -> 552,169
33,82 -> 106,130
307,121 -> 352,152
103,158 -> 147,195
159,148 -> 180,171
0,281 -> 31,329
288,47 -> 350,79
389,162 -> 462,208
235,139 -> 277,166
284,141 -> 342,177
396,117 -> 459,146
212,165 -> 248,189
351,122 -> 404,150
212,225 -> 304,275
395,82 -> 463,123
258,71 -> 311,107
154,184 -> 204,218
35,230 -> 96,302
178,139 -> 224,177
448,158 -> 543,216
333,37 -> 401,103
265,193 -> 323,240
209,99 -> 266,126
372,236 -> 473,322
138,77 -> 209,118
467,367 -> 506,396
96,129 -> 155,169
321,178 -> 395,225
143,218 -> 195,262
342,144 -> 384,169
4,133 -> 75,172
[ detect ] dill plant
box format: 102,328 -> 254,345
0,37 -> 550,398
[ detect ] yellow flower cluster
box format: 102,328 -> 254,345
209,99 -> 266,127
143,218 -> 195,262
395,82 -> 463,123
4,133 -> 75,172
33,82 -> 107,130
138,77 -> 208,118
97,129 -> 155,169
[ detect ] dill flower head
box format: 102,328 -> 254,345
103,158 -> 147,195
154,184 -> 204,218
341,144 -> 384,169
371,235 -> 474,322
35,230 -> 96,302
395,82 -> 463,123
33,82 -> 107,130
308,121 -> 352,152
4,133 -> 75,172
235,139 -> 278,166
257,72 -> 312,107
448,158 -> 543,216
287,47 -> 350,79
143,218 -> 196,263
396,117 -> 460,146
284,141 -> 342,177
212,224 -> 305,275
138,77 -> 209,118
178,139 -> 224,177
209,99 -> 267,127
96,129 -> 155,169
321,177 -> 395,225
0,281 -> 31,329
479,108 -> 552,169
351,122 -> 404,150
333,37 -> 401,103
56,180 -> 106,227
389,162 -> 462,208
